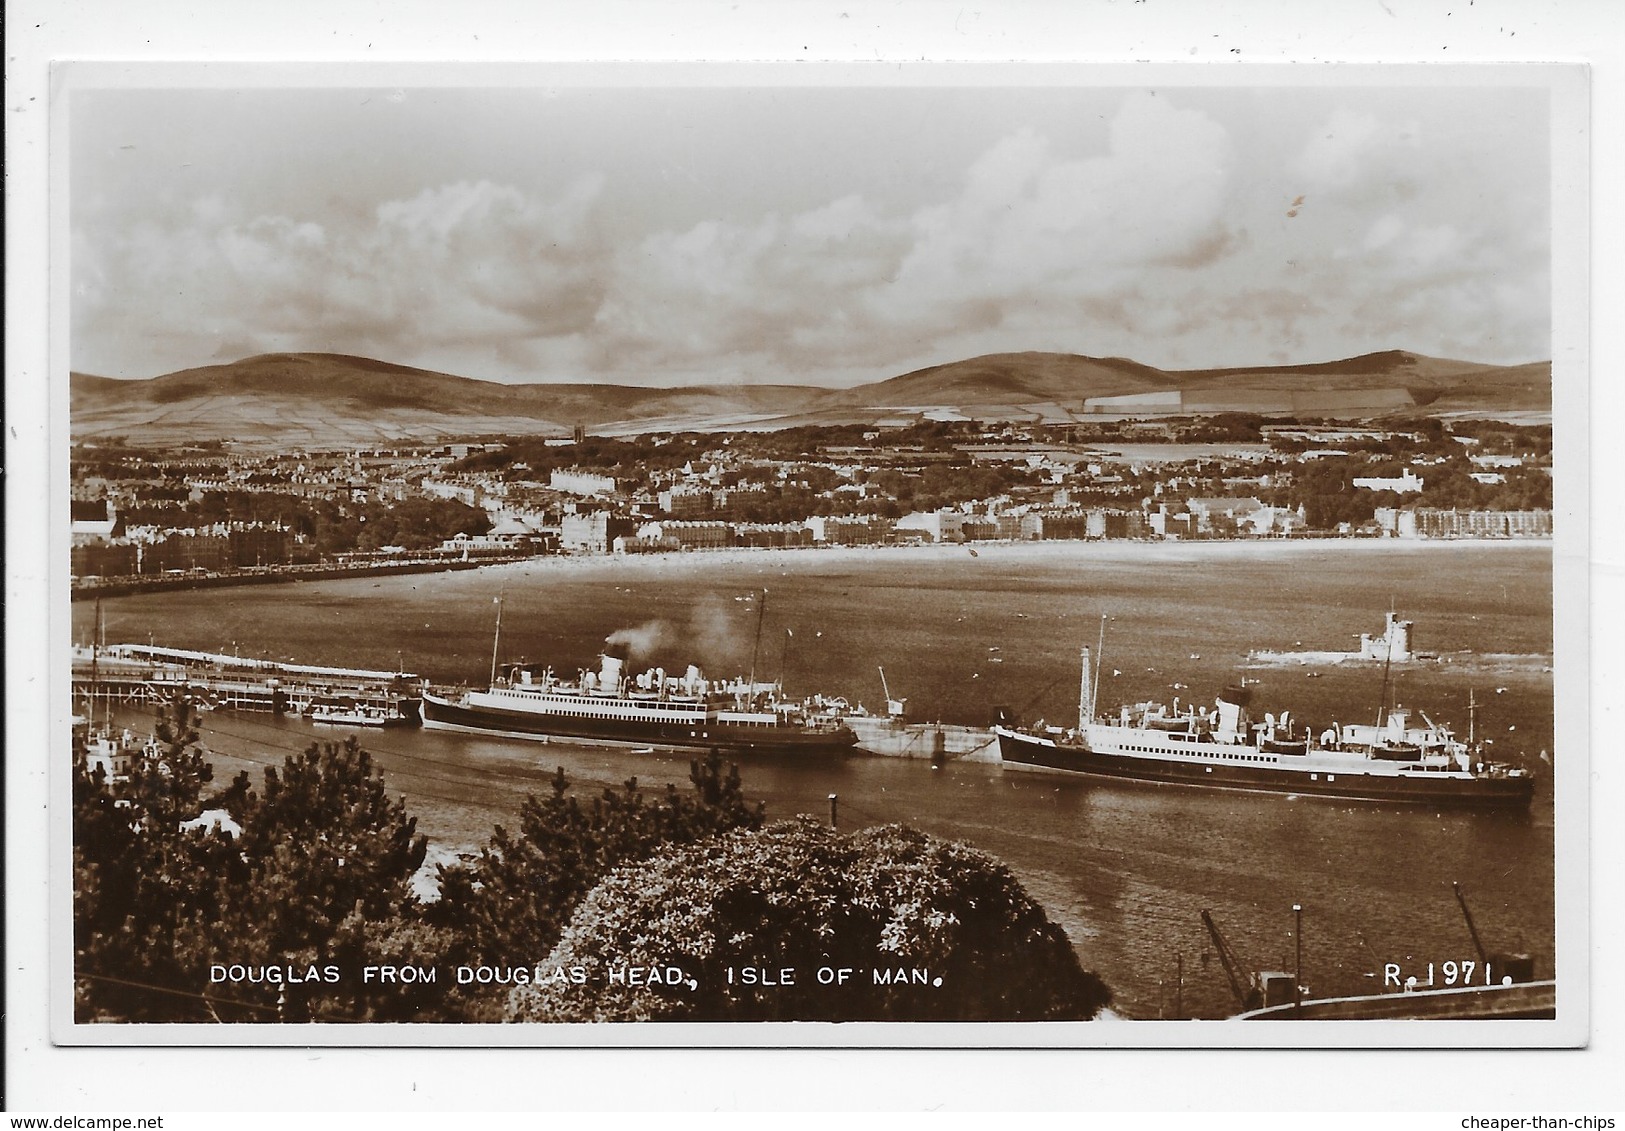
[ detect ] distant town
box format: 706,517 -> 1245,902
70,413 -> 1554,596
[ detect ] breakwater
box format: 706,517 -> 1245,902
69,556 -> 523,600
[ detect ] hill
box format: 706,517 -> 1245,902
69,348 -> 1550,448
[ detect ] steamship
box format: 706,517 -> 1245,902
994,646 -> 1534,808
421,642 -> 858,754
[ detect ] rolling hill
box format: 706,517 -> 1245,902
69,349 -> 1551,448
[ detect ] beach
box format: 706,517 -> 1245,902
475,535 -> 1556,583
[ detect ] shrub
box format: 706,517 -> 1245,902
506,818 -> 1110,1023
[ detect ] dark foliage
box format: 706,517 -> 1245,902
427,754 -> 765,997
508,818 -> 1112,1023
73,704 -> 235,1022
74,710 -> 430,1022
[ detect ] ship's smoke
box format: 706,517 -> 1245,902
604,620 -> 671,662
686,596 -> 752,666
603,599 -> 758,668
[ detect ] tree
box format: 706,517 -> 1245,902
73,701 -> 237,1022
198,739 -> 430,1021
428,753 -> 764,1013
506,819 -> 1112,1023
74,715 -> 434,1022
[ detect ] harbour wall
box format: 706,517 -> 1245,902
843,716 -> 999,763
70,557 -> 516,600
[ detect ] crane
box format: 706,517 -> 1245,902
1453,880 -> 1535,984
878,666 -> 907,719
1200,909 -> 1263,1013
1453,881 -> 1489,969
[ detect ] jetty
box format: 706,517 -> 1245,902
842,714 -> 998,762
1236,979 -> 1556,1020
72,642 -> 426,721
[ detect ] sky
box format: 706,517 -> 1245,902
68,74 -> 1554,387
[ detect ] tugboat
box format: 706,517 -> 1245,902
994,645 -> 1534,808
308,701 -> 411,728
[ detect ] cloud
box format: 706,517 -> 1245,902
586,94 -> 1241,380
591,194 -> 912,376
1294,109 -> 1390,185
876,96 -> 1235,325
1362,214 -> 1405,253
71,89 -> 1550,384
74,177 -> 612,378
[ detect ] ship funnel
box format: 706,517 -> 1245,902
1217,684 -> 1253,708
1213,685 -> 1251,742
598,642 -> 628,691
1214,695 -> 1245,743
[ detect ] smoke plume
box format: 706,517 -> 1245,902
603,598 -> 759,669
604,619 -> 671,661
685,596 -> 753,668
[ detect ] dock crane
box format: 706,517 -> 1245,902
1453,881 -> 1536,985
1201,910 -> 1261,1012
1201,909 -> 1300,1014
877,667 -> 908,720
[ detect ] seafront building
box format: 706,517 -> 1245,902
1374,507 -> 1554,539
67,414 -> 1554,591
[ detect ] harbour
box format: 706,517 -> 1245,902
72,538 -> 1557,1020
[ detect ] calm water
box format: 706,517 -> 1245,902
78,540 -> 1558,1019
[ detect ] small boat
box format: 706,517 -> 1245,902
309,702 -> 409,728
82,727 -> 162,784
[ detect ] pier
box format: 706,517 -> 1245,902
1235,979 -> 1557,1021
72,643 -> 427,721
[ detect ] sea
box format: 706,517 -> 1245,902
75,539 -> 1560,1020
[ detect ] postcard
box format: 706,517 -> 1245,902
46,61 -> 1586,1056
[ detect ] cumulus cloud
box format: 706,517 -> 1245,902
591,194 -> 912,376
588,93 -> 1241,379
74,177 -> 612,378
72,88 -> 1550,383
1291,108 -> 1427,190
875,95 -> 1235,329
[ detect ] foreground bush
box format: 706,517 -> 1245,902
428,756 -> 764,968
506,818 -> 1110,1023
74,725 -> 430,1023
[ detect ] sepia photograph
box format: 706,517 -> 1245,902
48,60 -> 1586,1057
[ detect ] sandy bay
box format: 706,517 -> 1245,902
469,534 -> 1556,583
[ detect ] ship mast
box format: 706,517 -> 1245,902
1078,646 -> 1092,731
1452,881 -> 1490,969
1375,622 -> 1396,732
489,591 -> 504,687
91,597 -> 103,729
747,588 -> 767,703
1088,614 -> 1107,726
